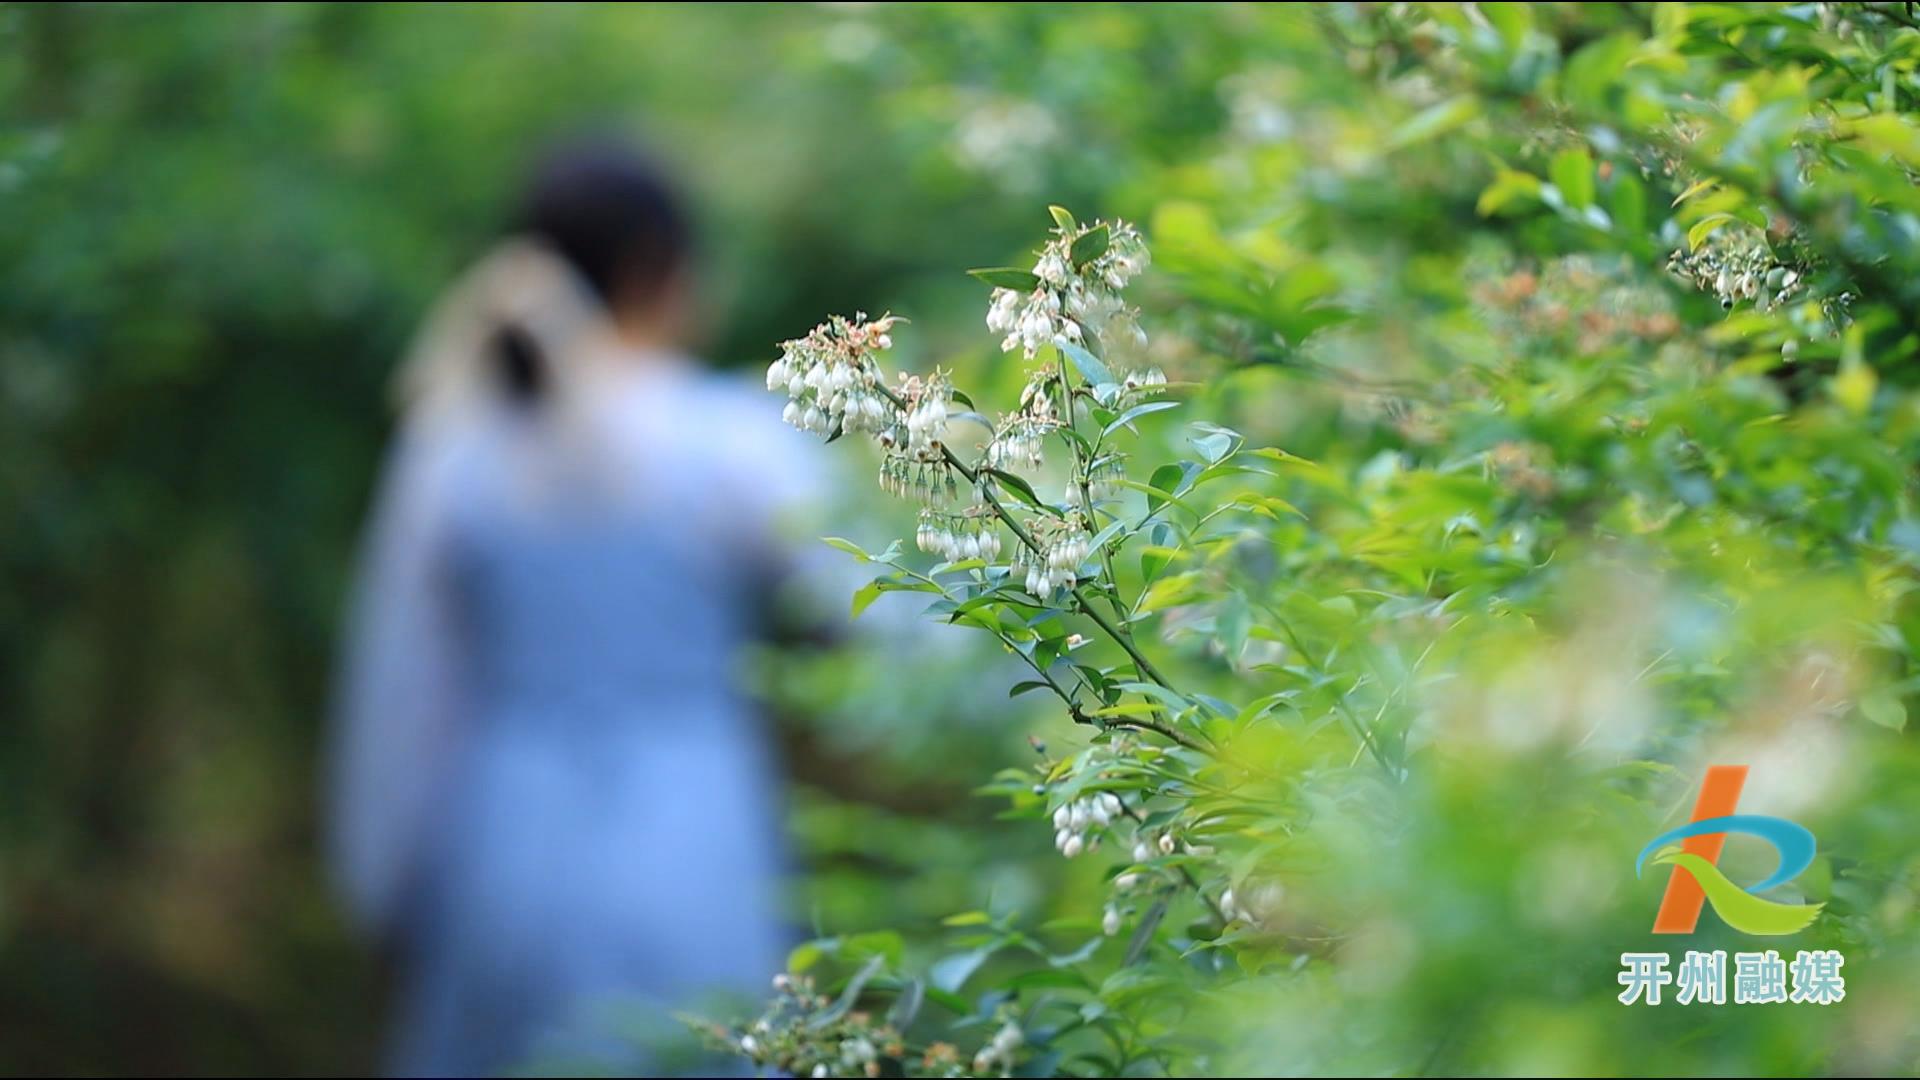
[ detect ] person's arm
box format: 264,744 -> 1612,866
323,424 -> 466,942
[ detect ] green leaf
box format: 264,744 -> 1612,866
1476,168 -> 1543,216
922,986 -> 973,1015
1550,146 -> 1595,210
788,940 -> 826,973
941,911 -> 994,927
1088,702 -> 1168,718
821,536 -> 871,562
1070,225 -> 1110,269
1479,2 -> 1532,49
983,467 -> 1047,509
968,267 -> 1041,291
1248,446 -> 1320,469
1389,95 -> 1479,149
1189,424 -> 1240,464
930,944 -> 996,993
1008,967 -> 1091,992
843,930 -> 906,967
1102,400 -> 1179,437
1686,212 -> 1737,251
1145,463 -> 1186,515
1139,544 -> 1180,583
1670,177 -> 1719,207
1609,171 -> 1647,236
1136,571 -> 1206,615
1123,896 -> 1169,966
808,954 -> 886,1030
888,977 -> 925,1030
851,579 -> 885,619
1057,338 -> 1114,387
1562,32 -> 1638,112
1226,493 -> 1306,520
1861,691 -> 1907,731
1048,205 -> 1077,232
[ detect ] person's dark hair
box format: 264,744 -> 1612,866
491,137 -> 692,404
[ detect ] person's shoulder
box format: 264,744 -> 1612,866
684,364 -> 829,508
684,366 -> 782,421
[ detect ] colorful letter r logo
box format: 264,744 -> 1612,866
1651,765 -> 1749,933
1639,764 -> 1822,936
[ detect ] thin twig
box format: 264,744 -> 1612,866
872,379 -> 1175,689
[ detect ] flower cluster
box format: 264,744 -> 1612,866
1137,830 -> 1179,863
1085,452 -> 1128,501
915,508 -> 1002,562
1219,879 -> 1286,930
1051,791 -> 1123,858
971,1021 -> 1025,1076
768,313 -> 902,437
1013,515 -> 1093,597
1667,234 -> 1806,312
985,218 -> 1150,358
879,455 -> 961,503
896,369 -> 954,456
916,1042 -> 969,1079
709,973 -> 908,1079
711,971 -> 1035,1079
1118,365 -> 1169,396
983,372 -> 1061,473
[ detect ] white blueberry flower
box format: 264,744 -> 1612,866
1103,906 -> 1123,936
1667,232 -> 1812,313
973,1020 -> 1025,1073
1087,453 -> 1128,500
986,215 -> 1152,359
767,312 -> 902,439
914,508 -> 999,563
841,1037 -> 877,1066
900,370 -> 954,454
986,287 -> 1022,335
1246,880 -> 1286,925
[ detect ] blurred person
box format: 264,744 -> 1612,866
325,138 -> 815,1077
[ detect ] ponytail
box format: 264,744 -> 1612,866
492,322 -> 546,406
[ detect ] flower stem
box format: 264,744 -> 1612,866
874,380 -> 1175,689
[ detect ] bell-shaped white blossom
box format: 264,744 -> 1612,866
765,312 -> 902,439
985,217 -> 1152,359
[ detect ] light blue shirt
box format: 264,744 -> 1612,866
328,359 -> 817,1076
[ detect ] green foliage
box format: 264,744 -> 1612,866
713,4 -> 1920,1077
